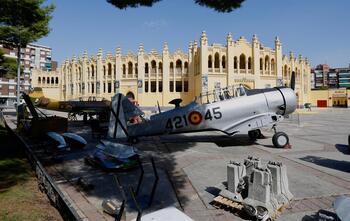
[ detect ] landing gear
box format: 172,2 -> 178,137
272,132 -> 289,148
248,129 -> 262,140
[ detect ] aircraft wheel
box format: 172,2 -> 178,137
272,132 -> 289,148
256,206 -> 269,220
128,137 -> 139,144
244,204 -> 257,217
248,129 -> 262,140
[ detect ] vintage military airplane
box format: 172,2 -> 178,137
28,88 -> 110,121
108,74 -> 297,148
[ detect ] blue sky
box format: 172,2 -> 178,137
38,0 -> 350,68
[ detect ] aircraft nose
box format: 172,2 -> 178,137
281,88 -> 297,115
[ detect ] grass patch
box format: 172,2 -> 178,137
0,124 -> 62,221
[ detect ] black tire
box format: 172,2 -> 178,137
128,137 -> 139,144
248,129 -> 262,140
272,132 -> 289,148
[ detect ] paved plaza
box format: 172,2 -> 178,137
4,108 -> 350,220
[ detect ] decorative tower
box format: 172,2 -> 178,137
252,34 -> 262,87
227,33 -> 234,86
275,36 -> 283,86
115,47 -> 121,93
82,50 -> 88,95
162,42 -> 170,101
199,31 -> 209,95
96,48 -> 103,94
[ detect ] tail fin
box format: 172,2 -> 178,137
108,93 -> 144,139
108,93 -> 128,139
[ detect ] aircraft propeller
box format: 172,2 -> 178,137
290,71 -> 296,91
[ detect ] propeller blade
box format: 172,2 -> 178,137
290,71 -> 296,90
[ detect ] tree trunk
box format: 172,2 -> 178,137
16,45 -> 21,112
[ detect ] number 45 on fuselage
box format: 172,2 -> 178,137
108,85 -> 297,148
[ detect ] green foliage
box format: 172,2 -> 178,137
0,0 -> 55,47
107,0 -> 161,9
33,87 -> 43,92
107,0 -> 245,13
195,0 -> 245,13
0,58 -> 18,78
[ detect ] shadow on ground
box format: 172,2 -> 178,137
299,155 -> 350,173
335,144 -> 350,155
302,209 -> 340,221
160,133 -> 256,147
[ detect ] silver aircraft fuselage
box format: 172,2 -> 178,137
125,87 -> 296,137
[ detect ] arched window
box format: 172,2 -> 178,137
51,77 -> 54,84
234,57 -> 238,69
284,65 -> 288,78
239,54 -> 246,69
176,59 -> 182,75
184,61 -> 188,74
55,77 -> 59,84
248,57 -> 252,70
114,64 -> 116,78
170,62 -> 174,74
123,64 -> 126,76
128,62 -> 133,75
103,65 -> 106,76
222,55 -> 226,69
208,55 -> 212,68
260,58 -> 263,70
91,65 -> 95,77
135,63 -> 138,76
151,60 -> 156,74
271,59 -> 275,72
38,77 -> 41,84
108,63 -> 112,76
158,62 -> 163,73
43,77 -> 45,84
214,52 -> 220,68
145,63 -> 149,74
87,67 -> 90,78
47,77 -> 50,84
265,55 -> 270,70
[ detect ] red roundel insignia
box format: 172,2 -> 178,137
188,111 -> 202,125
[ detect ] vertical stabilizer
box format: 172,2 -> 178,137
108,93 -> 128,139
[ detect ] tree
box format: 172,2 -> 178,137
0,0 -> 54,108
0,48 -> 21,78
107,0 -> 245,13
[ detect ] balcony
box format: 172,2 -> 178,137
208,68 -> 213,72
215,68 -> 220,72
239,69 -> 245,74
234,69 -> 238,74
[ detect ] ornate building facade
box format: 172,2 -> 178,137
33,32 -> 311,106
